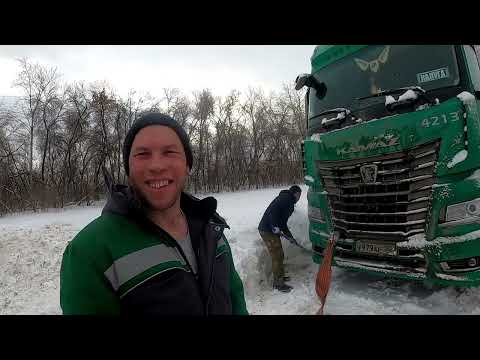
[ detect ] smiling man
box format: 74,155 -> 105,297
60,112 -> 248,315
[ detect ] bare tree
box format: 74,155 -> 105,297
13,58 -> 61,176
1,54 -> 306,215
192,89 -> 215,192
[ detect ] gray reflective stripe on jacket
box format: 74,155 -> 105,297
215,235 -> 228,258
217,235 -> 226,248
104,244 -> 185,291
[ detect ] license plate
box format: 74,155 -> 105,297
355,241 -> 396,256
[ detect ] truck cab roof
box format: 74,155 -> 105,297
311,45 -> 367,73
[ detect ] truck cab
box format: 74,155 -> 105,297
299,45 -> 480,287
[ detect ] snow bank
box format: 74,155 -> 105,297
398,229 -> 480,250
457,91 -> 475,104
0,204 -> 103,231
403,233 -> 426,246
304,175 -> 314,183
447,149 -> 468,168
0,224 -> 77,314
321,111 -> 346,125
398,89 -> 418,102
385,95 -> 396,105
216,186 -> 310,304
435,273 -> 466,281
310,134 -> 322,143
3,185 -> 480,315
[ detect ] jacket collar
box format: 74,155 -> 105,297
102,184 -> 229,229
180,192 -> 229,228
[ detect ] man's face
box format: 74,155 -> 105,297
128,125 -> 189,212
294,191 -> 301,203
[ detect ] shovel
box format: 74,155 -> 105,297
315,231 -> 339,315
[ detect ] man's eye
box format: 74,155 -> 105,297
135,152 -> 149,156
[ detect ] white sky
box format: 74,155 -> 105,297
0,45 -> 315,99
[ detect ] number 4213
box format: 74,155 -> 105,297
421,111 -> 462,128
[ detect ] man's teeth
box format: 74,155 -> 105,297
148,180 -> 170,189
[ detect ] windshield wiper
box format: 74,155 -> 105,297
316,108 -> 355,126
357,86 -> 436,105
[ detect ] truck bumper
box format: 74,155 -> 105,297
311,229 -> 480,287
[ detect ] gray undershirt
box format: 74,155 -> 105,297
177,231 -> 198,275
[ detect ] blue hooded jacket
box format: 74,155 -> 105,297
258,189 -> 297,237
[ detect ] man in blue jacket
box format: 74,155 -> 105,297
258,185 -> 302,293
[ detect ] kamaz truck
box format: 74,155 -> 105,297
297,45 -> 480,287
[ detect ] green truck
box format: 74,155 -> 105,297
297,45 -> 480,287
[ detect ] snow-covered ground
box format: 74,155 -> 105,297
2,185 -> 480,315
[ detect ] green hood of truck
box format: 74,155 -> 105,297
304,94 -> 480,180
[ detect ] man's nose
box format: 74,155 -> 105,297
147,153 -> 168,172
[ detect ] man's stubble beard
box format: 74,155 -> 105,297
129,176 -> 186,213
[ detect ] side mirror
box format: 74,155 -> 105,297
314,82 -> 327,100
295,73 -> 327,100
295,73 -> 311,90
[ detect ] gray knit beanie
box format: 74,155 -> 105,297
123,112 -> 193,175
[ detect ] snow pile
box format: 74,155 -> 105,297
321,112 -> 346,125
217,186 -> 310,307
457,91 -> 475,104
398,229 -> 480,250
0,206 -> 102,315
385,95 -> 396,105
398,89 -> 418,102
0,225 -> 75,315
433,229 -> 480,246
435,184 -> 451,200
304,175 -> 314,183
447,149 -> 468,168
435,273 -> 466,281
398,233 -> 426,248
3,185 -> 480,315
310,134 -> 322,143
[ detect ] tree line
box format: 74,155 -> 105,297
0,58 -> 306,215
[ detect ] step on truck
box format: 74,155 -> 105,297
297,45 -> 480,287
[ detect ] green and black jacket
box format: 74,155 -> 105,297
60,185 -> 248,315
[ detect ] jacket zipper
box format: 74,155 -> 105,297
144,218 -> 200,283
205,259 -> 215,315
142,215 -> 226,315
205,221 -> 227,314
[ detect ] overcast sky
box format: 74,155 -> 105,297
0,45 -> 315,99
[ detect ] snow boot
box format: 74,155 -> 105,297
273,279 -> 293,293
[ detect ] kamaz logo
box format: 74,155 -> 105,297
360,165 -> 378,183
336,136 -> 400,156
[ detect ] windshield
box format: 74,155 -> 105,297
308,45 -> 460,124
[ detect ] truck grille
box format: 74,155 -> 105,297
317,141 -> 440,242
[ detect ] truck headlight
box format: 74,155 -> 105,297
308,205 -> 325,223
445,198 -> 480,223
